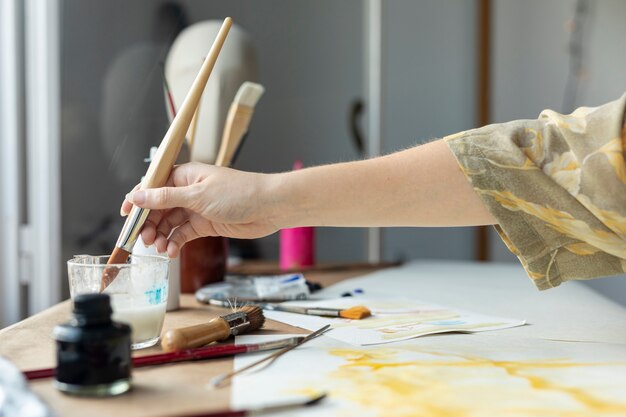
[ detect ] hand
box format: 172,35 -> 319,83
121,163 -> 279,258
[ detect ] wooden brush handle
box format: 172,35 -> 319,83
161,318 -> 231,352
143,17 -> 232,189
214,104 -> 253,167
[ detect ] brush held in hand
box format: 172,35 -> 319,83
100,17 -> 233,292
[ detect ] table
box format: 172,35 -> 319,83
3,261 -> 626,416
0,264 -> 381,417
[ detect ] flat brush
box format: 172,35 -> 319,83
101,17 -> 233,292
214,82 -> 264,167
23,336 -> 301,381
161,305 -> 265,352
170,393 -> 326,417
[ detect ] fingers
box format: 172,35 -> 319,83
121,183 -> 141,216
140,219 -> 158,246
166,222 -> 202,258
120,162 -> 214,216
154,208 -> 188,253
126,184 -> 198,211
141,209 -> 166,245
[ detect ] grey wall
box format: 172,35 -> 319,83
491,0 -> 626,305
57,0 -> 626,305
59,0 -> 366,298
179,1 -> 366,261
380,0 -> 478,262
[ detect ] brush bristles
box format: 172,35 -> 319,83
100,247 -> 130,292
233,82 -> 265,108
239,305 -> 266,331
339,306 -> 371,320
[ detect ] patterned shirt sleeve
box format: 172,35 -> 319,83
445,92 -> 626,290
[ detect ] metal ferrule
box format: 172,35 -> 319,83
305,308 -> 341,317
115,205 -> 151,252
221,311 -> 250,336
253,337 -> 303,352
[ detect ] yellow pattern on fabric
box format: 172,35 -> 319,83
446,92 -> 626,289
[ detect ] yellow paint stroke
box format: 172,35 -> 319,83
293,348 -> 626,417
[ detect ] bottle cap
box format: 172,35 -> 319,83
73,293 -> 113,319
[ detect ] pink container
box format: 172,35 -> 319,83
279,160 -> 315,270
280,226 -> 315,270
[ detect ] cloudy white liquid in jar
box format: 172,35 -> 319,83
110,293 -> 167,345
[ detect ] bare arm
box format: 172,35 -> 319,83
123,139 -> 495,257
268,139 -> 495,229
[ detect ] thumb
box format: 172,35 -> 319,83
126,186 -> 195,210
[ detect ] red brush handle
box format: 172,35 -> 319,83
175,412 -> 247,417
23,368 -> 55,380
133,343 -> 249,366
23,343 -> 252,381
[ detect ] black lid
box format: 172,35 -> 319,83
73,293 -> 113,319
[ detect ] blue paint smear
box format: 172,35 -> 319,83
145,287 -> 164,305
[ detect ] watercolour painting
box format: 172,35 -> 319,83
232,334 -> 626,417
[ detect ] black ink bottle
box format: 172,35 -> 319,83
53,293 -> 131,396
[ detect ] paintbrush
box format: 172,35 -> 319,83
100,17 -> 233,292
171,393 -> 326,417
210,324 -> 331,388
263,303 -> 371,320
207,299 -> 371,320
214,82 -> 265,167
23,335 -> 302,381
161,305 -> 265,352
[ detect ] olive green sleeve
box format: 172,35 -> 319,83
445,93 -> 626,290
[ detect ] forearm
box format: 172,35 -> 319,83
265,139 -> 496,228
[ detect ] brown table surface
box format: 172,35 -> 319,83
0,264 -> 383,417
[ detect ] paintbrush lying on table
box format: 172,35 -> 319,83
161,305 -> 265,352
210,324 -> 331,388
24,335 -> 302,381
208,299 -> 372,320
261,303 -> 371,320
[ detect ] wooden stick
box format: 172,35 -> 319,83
187,100 -> 202,155
101,17 -> 233,291
142,17 -> 232,189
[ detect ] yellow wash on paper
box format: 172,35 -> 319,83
293,348 -> 626,417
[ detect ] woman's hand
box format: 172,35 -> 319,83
121,163 -> 280,258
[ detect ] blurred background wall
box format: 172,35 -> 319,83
2,0 -> 626,326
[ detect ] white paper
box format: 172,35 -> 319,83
232,333 -> 626,417
305,261 -> 626,344
265,297 -> 525,345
